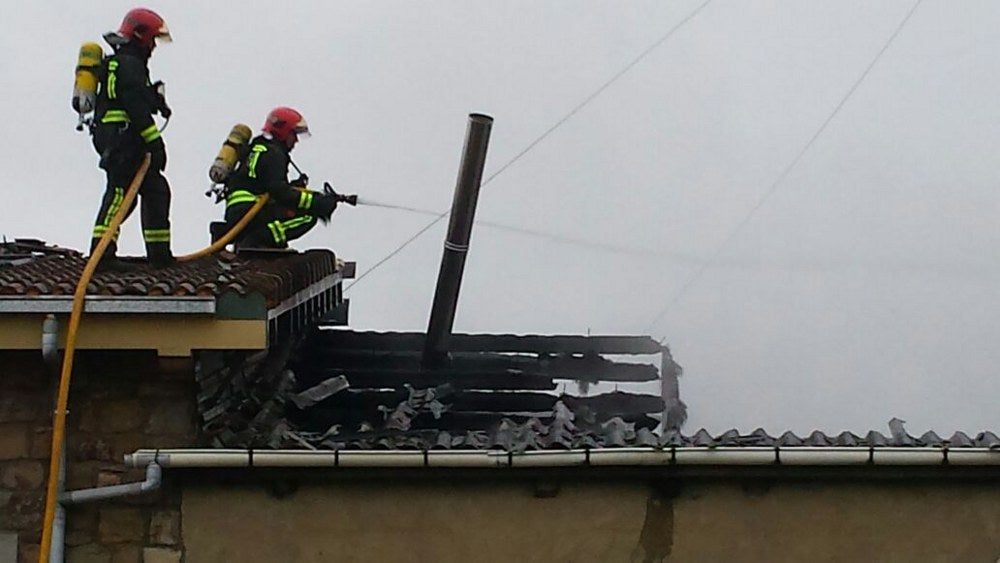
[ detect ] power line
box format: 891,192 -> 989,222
344,0 -> 713,293
642,0 -> 925,333
479,0 -> 713,188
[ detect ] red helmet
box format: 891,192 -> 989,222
118,8 -> 172,49
263,107 -> 311,143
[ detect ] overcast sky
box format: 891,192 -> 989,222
4,1 -> 998,435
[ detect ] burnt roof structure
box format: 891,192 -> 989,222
195,329 -> 674,451
192,329 -> 1000,454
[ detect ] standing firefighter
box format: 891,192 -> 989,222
220,107 -> 339,249
87,8 -> 174,269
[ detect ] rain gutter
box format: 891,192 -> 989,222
126,447 -> 1000,470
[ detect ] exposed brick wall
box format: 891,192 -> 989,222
1,350 -> 198,562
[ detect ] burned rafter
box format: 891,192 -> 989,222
310,330 -> 662,355
295,351 -> 658,383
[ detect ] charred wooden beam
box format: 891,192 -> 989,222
295,351 -> 658,384
312,331 -> 663,356
561,392 -> 666,416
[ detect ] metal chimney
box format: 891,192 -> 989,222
423,113 -> 494,366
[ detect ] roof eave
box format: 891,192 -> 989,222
0,295 -> 215,315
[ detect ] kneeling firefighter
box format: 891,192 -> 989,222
83,8 -> 175,269
217,107 -> 341,249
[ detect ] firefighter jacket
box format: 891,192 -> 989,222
94,42 -> 163,150
225,136 -> 322,214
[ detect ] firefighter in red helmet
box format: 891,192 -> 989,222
89,8 -> 175,270
222,107 -> 339,249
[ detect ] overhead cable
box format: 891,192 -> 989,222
643,0 -> 925,333
345,0 -> 714,292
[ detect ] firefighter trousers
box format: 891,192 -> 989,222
224,199 -> 318,250
90,135 -> 172,262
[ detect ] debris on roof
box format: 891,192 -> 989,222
192,330 -> 1000,453
195,330 -> 670,451
0,238 -> 80,267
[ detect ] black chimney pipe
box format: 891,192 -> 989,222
423,113 -> 494,366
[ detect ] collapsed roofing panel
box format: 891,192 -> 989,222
193,329 -> 1000,453
195,330 -> 671,451
193,330 -> 1000,452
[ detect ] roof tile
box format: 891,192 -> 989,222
977,431 -> 1000,448
805,430 -> 831,446
777,431 -> 804,447
0,245 -> 338,304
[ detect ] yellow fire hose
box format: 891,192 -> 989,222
176,194 -> 269,262
38,159 -> 267,560
38,154 -> 150,562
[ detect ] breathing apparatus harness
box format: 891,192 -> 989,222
71,34 -> 171,134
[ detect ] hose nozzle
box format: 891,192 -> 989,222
323,182 -> 358,206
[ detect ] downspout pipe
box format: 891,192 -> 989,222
423,113 -> 494,367
41,316 -> 66,563
42,315 -> 59,368
41,315 -> 163,561
59,462 -> 162,505
47,463 -> 161,563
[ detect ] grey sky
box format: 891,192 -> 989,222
4,1 -> 998,434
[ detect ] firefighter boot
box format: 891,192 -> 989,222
147,243 -> 176,269
91,238 -> 138,273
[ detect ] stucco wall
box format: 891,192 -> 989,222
183,478 -> 1000,563
673,481 -> 1000,562
184,481 -> 648,563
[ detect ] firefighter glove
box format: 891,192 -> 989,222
153,81 -> 171,119
313,193 -> 338,223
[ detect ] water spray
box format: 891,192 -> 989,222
351,195 -> 671,259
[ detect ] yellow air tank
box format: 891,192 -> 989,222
72,42 -> 103,115
209,124 -> 253,184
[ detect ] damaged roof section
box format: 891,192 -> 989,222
196,330 -> 671,451
0,238 -> 80,265
194,330 -> 1000,452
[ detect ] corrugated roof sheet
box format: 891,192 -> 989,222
291,422 -> 1000,452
